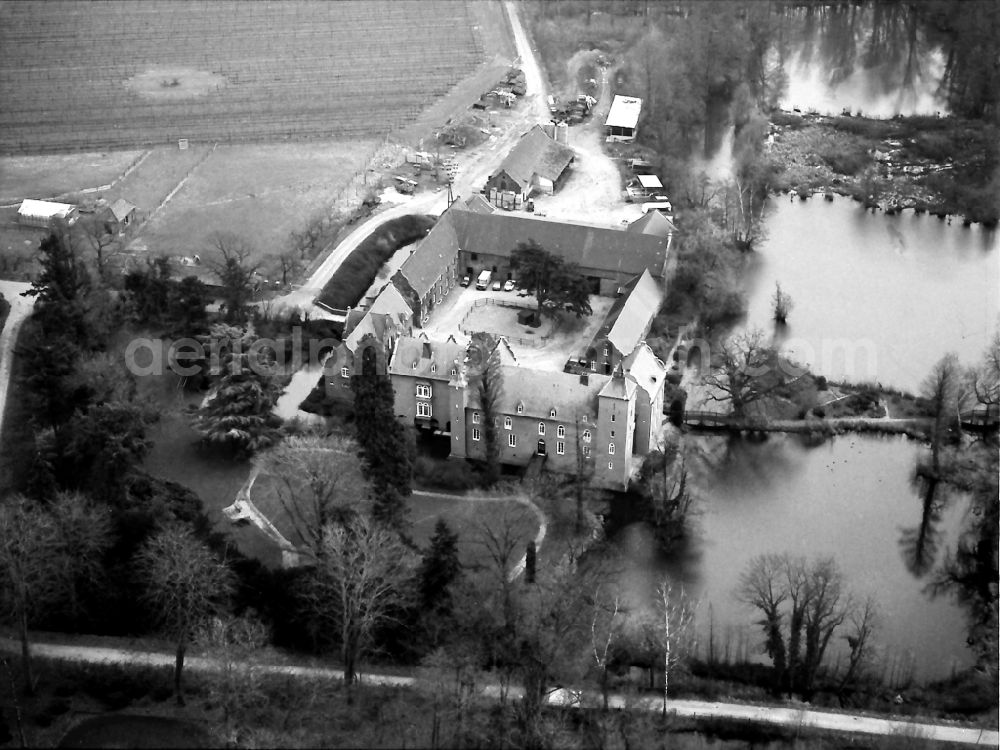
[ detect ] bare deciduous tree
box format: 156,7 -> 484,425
195,612 -> 270,745
702,328 -> 791,419
253,434 -> 370,562
590,584 -> 623,711
208,232 -> 261,324
967,331 -> 999,408
0,496 -> 64,694
47,490 -> 113,621
738,553 -> 852,698
837,595 -> 880,705
305,515 -> 415,686
136,525 -> 235,705
646,580 -> 696,714
921,352 -> 967,474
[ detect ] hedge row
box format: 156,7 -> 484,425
316,214 -> 437,310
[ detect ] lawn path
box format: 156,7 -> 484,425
412,489 -> 547,581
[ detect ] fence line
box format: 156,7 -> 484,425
459,298 -> 556,348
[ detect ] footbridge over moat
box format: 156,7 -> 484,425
681,410 -> 935,437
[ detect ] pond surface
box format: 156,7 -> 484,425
776,3 -> 948,117
617,434 -> 973,683
744,197 -> 998,393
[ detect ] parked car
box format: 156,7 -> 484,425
503,279 -> 516,292
492,280 -> 502,291
517,286 -> 530,297
460,275 -> 471,287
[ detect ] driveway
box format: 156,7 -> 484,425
0,280 -> 35,446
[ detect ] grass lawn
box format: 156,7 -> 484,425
129,336 -> 281,567
408,492 -> 540,569
0,150 -> 145,204
139,140 -> 377,266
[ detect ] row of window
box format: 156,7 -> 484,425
466,429 -> 614,456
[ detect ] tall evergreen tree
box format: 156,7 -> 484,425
192,325 -> 281,457
351,374 -> 412,530
417,519 -> 461,614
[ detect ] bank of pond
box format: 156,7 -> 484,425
610,432 -> 982,692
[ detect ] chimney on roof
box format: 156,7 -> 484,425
422,342 -> 432,359
580,373 -> 589,386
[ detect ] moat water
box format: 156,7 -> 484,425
617,433 -> 974,683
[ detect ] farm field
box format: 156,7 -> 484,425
0,0 -> 483,152
136,140 -> 379,264
0,150 -> 146,204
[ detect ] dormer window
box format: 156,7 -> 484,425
431,364 -> 437,374
549,408 -> 557,418
516,402 -> 524,414
411,362 -> 417,370
451,368 -> 457,376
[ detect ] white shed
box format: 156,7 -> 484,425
17,199 -> 78,228
605,95 -> 643,142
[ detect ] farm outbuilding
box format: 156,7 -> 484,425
17,199 -> 78,228
605,95 -> 642,142
485,125 -> 575,207
107,198 -> 137,230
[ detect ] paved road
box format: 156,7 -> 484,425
2,637 -> 995,746
0,280 -> 35,448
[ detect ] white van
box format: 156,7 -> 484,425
476,270 -> 492,290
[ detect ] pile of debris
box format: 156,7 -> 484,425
549,93 -> 597,125
472,68 -> 526,111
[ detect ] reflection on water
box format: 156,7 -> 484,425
615,434 -> 973,683
745,197 -> 998,393
776,3 -> 948,116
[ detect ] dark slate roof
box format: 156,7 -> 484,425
389,334 -> 465,381
468,364 -> 610,420
396,213 -> 460,299
449,209 -> 667,277
490,125 -> 575,190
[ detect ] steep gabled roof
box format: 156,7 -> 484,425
605,269 -> 662,356
622,343 -> 667,399
490,125 -> 575,190
396,213 -> 460,299
469,364 -> 610,419
454,194 -> 496,214
599,365 -> 637,401
626,209 -> 676,238
367,281 -> 413,318
450,210 -> 667,278
389,335 -> 465,381
109,198 -> 137,221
